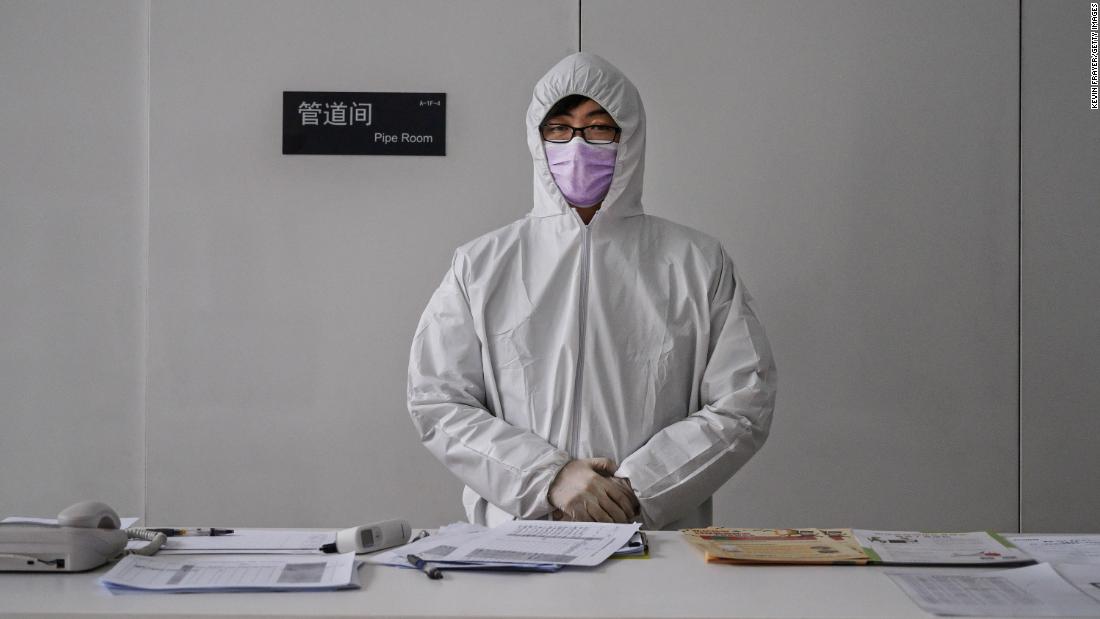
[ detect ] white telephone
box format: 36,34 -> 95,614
0,500 -> 164,572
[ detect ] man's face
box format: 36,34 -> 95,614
545,98 -> 621,142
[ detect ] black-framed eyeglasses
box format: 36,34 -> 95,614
540,124 -> 621,144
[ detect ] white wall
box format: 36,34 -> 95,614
0,0 -> 148,519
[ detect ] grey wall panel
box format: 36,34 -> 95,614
1020,0 -> 1100,533
148,0 -> 578,527
0,1 -> 147,518
585,0 -> 1020,530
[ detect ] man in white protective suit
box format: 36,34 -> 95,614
407,52 -> 777,530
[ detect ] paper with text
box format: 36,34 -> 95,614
1007,534 -> 1100,565
1052,563 -> 1100,604
854,529 -> 1032,565
434,520 -> 640,567
886,563 -> 1100,616
100,553 -> 359,593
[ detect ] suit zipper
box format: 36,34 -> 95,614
568,222 -> 592,457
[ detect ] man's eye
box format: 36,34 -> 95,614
587,125 -> 616,135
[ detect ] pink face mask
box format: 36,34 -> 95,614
544,137 -> 618,208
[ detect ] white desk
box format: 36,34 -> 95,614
0,531 -> 1016,619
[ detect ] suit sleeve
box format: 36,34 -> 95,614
407,251 -> 571,519
616,247 -> 778,529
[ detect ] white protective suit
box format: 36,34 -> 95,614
407,52 -> 777,530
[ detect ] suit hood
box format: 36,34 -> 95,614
525,52 -> 646,220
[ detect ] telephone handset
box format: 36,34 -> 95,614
0,500 -> 165,572
57,500 -> 123,529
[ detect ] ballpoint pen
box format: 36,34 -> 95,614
407,554 -> 443,579
149,527 -> 235,537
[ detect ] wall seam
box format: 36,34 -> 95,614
1016,0 -> 1023,534
578,0 -> 582,51
141,0 -> 152,525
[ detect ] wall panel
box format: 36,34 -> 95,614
0,0 -> 147,519
584,0 -> 1020,530
148,0 -> 578,526
1020,0 -> 1100,533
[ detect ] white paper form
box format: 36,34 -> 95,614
886,563 -> 1100,617
854,530 -> 1032,565
366,522 -> 490,566
1007,534 -> 1100,565
442,520 -> 641,567
151,529 -> 335,554
100,553 -> 359,593
365,522 -> 560,571
1053,564 -> 1100,605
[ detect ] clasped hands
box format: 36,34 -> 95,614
547,458 -> 639,523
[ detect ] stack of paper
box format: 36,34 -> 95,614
683,528 -> 1041,567
368,520 -> 641,572
681,528 -> 870,564
879,533 -> 1100,616
100,553 -> 361,593
1001,535 -> 1100,608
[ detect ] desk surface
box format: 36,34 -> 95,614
0,531 -> 1017,619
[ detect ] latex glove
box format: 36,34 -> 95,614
548,458 -> 639,523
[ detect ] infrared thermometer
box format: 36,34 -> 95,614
320,519 -> 411,554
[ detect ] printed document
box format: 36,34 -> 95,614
444,520 -> 640,566
886,563 -> 1100,616
854,529 -> 1032,565
374,521 -> 639,567
367,522 -> 560,571
1052,563 -> 1100,604
100,553 -> 359,593
1006,534 -> 1100,565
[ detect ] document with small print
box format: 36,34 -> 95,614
366,522 -> 560,571
438,520 -> 641,567
1006,534 -> 1100,565
100,553 -> 359,593
886,563 -> 1100,616
854,529 -> 1033,566
1052,563 -> 1100,604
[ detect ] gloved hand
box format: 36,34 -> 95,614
548,458 -> 640,523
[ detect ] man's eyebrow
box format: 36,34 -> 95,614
544,108 -> 614,124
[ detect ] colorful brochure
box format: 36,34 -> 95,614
853,530 -> 1035,566
681,527 -> 870,565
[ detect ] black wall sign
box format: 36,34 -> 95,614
283,91 -> 445,156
